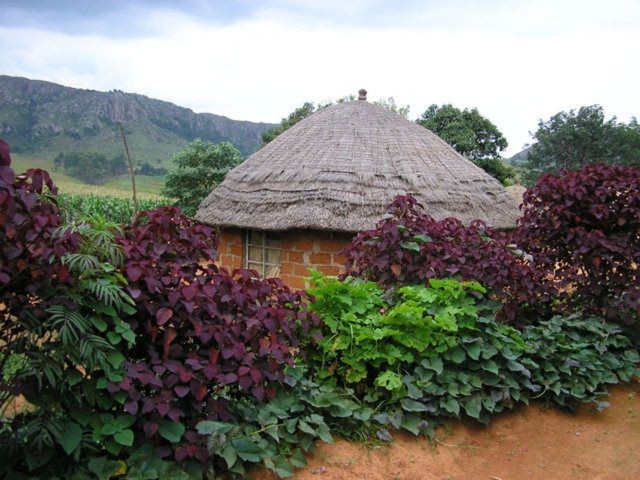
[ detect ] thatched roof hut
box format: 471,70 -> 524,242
197,92 -> 518,232
196,90 -> 520,287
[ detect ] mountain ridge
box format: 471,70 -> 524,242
0,75 -> 276,167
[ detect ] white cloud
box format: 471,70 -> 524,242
1,0 -> 639,155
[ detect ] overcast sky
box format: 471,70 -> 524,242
1,0 -> 639,155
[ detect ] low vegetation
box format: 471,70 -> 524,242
58,194 -> 171,224
1,160 -> 639,479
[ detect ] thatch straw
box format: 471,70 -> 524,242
506,184 -> 527,208
196,99 -> 520,232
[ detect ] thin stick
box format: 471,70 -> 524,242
435,438 -> 480,449
118,122 -> 138,214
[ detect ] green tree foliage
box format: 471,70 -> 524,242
371,97 -> 410,118
262,102 -> 317,144
54,152 -> 127,184
161,139 -> 243,216
134,161 -> 166,176
522,105 -> 640,185
416,104 -> 514,184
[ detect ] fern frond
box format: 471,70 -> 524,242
47,305 -> 90,345
62,253 -> 101,273
80,278 -> 132,308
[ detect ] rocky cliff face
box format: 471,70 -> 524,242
0,75 -> 275,161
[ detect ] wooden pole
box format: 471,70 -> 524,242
118,122 -> 138,214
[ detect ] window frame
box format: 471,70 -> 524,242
244,230 -> 282,278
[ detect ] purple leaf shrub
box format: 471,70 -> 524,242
343,195 -> 557,323
117,207 -> 321,463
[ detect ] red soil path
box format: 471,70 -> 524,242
253,383 -> 640,480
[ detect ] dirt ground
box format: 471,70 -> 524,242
253,383 -> 640,480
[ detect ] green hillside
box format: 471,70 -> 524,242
11,153 -> 164,198
508,145 -> 533,164
0,75 -> 275,172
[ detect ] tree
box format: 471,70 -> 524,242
262,102 -> 317,144
162,140 -> 242,216
53,151 -> 127,184
416,104 -> 513,184
522,105 -> 640,185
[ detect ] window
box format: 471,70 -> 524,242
244,230 -> 281,278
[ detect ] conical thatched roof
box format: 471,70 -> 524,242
196,96 -> 520,232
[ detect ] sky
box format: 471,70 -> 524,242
1,0 -> 639,155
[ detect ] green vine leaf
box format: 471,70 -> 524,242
57,421 -> 83,455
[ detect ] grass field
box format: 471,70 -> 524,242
11,153 -> 166,199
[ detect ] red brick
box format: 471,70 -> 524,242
332,253 -> 346,265
309,252 -> 332,265
280,263 -> 294,276
293,240 -> 314,252
316,265 -> 340,276
286,276 -> 307,290
287,251 -> 305,264
321,239 -> 348,252
293,264 -> 311,277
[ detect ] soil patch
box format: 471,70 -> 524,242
252,383 -> 640,480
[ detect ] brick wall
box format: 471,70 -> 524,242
217,228 -> 244,270
217,228 -> 352,290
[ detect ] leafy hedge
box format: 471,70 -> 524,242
0,166 -> 137,475
2,152 -> 639,479
307,273 -> 640,438
307,271 -> 491,387
343,195 -> 557,323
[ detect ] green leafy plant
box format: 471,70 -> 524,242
306,271 -> 488,387
306,272 -> 640,442
0,214 -> 136,478
522,314 -> 640,409
196,365 -> 366,478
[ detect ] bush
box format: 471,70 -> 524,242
307,271 -> 491,387
115,207 -> 324,470
306,272 -> 640,438
343,195 -> 557,322
197,365 -> 365,478
54,151 -> 127,184
517,163 -> 640,326
0,166 -> 136,477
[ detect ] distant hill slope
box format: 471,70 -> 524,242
0,75 -> 276,167
508,145 -> 533,164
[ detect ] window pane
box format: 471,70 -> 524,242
265,264 -> 281,278
247,245 -> 263,263
248,231 -> 265,246
265,234 -> 281,249
265,248 -> 280,266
